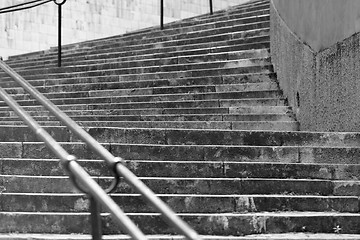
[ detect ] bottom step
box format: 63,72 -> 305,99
0,212 -> 359,235
0,233 -> 360,240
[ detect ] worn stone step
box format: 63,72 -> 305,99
0,212 -> 359,235
2,61 -> 273,85
73,120 -> 297,131
0,118 -> 298,131
0,113 -> 293,127
2,158 -> 360,180
1,175 -> 359,196
1,233 -> 360,240
1,193 -> 358,213
0,98 -> 286,116
0,72 -> 276,91
5,81 -> 278,100
0,90 -> 282,108
0,108 -> 292,122
2,98 -> 284,115
3,127 -> 360,149
1,142 -> 360,164
2,58 -> 273,82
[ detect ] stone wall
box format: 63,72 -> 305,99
271,0 -> 360,132
0,0 -> 251,59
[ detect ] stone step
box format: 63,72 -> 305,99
2,158 -> 360,180
0,72 -> 276,90
0,98 -> 286,115
1,175 -> 359,196
2,142 -> 360,164
0,119 -> 298,131
0,90 -> 282,107
2,127 -> 360,148
5,81 -> 278,99
1,193 -> 358,213
0,107 -> 292,121
1,58 -> 272,82
1,233 -> 360,240
0,119 -> 297,131
0,114 -> 293,127
0,212 -> 359,235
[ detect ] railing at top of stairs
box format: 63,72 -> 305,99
0,60 -> 203,240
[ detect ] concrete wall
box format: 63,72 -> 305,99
0,0 -> 250,59
272,0 -> 360,52
271,0 -> 360,132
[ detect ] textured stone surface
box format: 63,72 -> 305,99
271,0 -> 360,132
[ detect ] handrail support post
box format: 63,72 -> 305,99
53,0 -> 66,67
160,0 -> 164,29
209,0 -> 213,15
90,197 -> 103,240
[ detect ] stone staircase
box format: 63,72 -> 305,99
0,0 -> 359,239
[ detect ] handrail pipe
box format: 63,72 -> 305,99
0,83 -> 147,240
0,60 -> 202,240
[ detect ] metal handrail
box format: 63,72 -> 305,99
0,74 -> 147,239
0,60 -> 202,240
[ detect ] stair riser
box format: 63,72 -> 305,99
3,126 -> 360,148
0,73 -> 275,90
1,142 -> 360,165
0,114 -> 293,127
2,176 -> 359,196
2,195 -> 358,213
3,58 -> 272,81
0,98 -> 285,114
14,42 -> 269,71
3,159 -> 360,180
0,101 -> 285,118
5,81 -> 277,99
0,213 -> 358,235
0,91 -> 281,108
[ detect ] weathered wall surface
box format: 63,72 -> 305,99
272,0 -> 360,52
0,0 -> 250,59
271,0 -> 360,132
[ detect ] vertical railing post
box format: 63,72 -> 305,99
209,0 -> 213,15
53,0 -> 66,67
160,0 -> 164,29
90,197 -> 103,240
